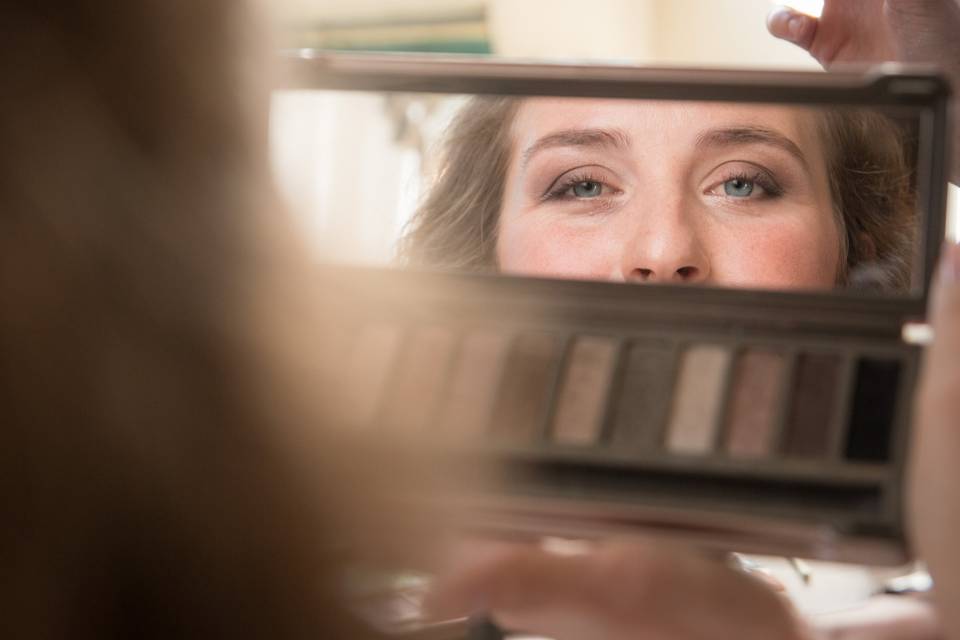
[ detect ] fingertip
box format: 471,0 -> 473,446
423,541 -> 526,619
766,6 -> 817,50
766,5 -> 790,35
931,241 -> 960,320
422,565 -> 493,621
938,241 -> 960,287
746,567 -> 788,592
421,581 -> 475,621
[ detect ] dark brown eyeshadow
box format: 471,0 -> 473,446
845,358 -> 902,461
551,337 -> 618,445
608,341 -> 676,449
723,350 -> 786,458
489,333 -> 561,442
782,353 -> 843,457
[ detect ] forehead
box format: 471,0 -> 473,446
509,98 -> 821,151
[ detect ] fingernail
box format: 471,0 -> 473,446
939,242 -> 960,285
787,14 -> 805,40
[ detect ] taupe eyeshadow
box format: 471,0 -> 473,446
343,324 -> 404,426
723,350 -> 786,458
783,353 -> 843,457
489,333 -> 560,442
609,341 -> 676,449
665,345 -> 732,454
551,337 -> 618,445
434,330 -> 511,438
379,326 -> 456,432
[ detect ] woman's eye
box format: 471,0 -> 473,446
723,177 -> 755,198
540,171 -> 621,205
571,180 -> 603,198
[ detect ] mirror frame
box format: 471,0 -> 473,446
278,51 -> 951,314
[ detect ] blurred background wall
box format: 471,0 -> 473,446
275,0 -> 823,67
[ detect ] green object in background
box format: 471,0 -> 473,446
284,9 -> 491,55
323,40 -> 490,55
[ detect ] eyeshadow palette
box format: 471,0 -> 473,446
289,54 -> 951,565
321,268 -> 926,564
345,319 -> 908,463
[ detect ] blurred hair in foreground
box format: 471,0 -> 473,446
0,2 -> 454,637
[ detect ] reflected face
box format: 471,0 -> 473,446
496,99 -> 840,289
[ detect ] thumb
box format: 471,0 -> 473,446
927,242 -> 960,367
909,241 -> 960,636
767,6 -> 819,51
917,242 -> 960,414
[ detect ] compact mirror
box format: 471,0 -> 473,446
272,53 -> 949,302
272,54 -> 952,568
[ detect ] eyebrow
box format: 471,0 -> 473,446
695,126 -> 808,169
520,127 -> 630,169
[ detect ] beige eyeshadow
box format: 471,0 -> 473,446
551,337 -> 618,445
723,350 -> 786,458
342,324 -> 404,426
665,345 -> 732,454
434,330 -> 511,438
380,326 -> 457,432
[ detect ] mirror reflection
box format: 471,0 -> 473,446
271,91 -> 920,293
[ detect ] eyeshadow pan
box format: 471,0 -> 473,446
551,337 -> 618,445
489,333 -> 560,442
845,357 -> 902,461
380,326 -> 456,432
783,353 -> 843,457
665,345 -> 732,454
343,324 -> 404,426
609,341 -> 676,449
434,330 -> 511,438
723,350 -> 786,458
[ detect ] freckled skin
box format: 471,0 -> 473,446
496,99 -> 840,290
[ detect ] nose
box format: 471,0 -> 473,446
619,197 -> 710,284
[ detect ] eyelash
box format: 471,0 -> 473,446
541,171 -> 616,202
539,167 -> 785,203
714,169 -> 785,200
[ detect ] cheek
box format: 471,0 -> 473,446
496,214 -> 618,280
712,211 -> 840,289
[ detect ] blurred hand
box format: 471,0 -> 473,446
910,242 -> 960,640
766,1 -> 960,69
426,539 -> 814,640
768,1 -> 960,182
812,595 -> 940,640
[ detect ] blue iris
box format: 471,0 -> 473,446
573,181 -> 603,198
724,177 -> 754,198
